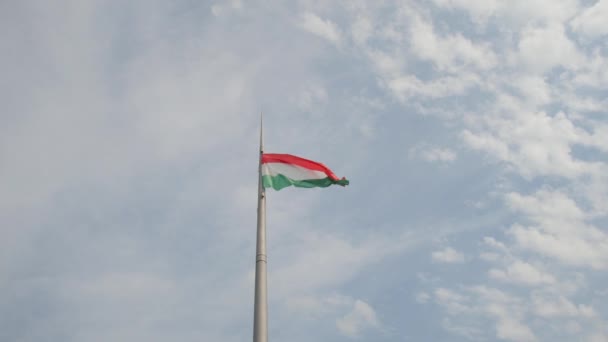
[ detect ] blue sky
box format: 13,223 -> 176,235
2,0 -> 608,341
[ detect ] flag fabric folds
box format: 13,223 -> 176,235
261,153 -> 349,191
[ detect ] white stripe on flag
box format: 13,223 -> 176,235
262,162 -> 328,180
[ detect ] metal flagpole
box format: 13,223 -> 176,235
253,113 -> 268,342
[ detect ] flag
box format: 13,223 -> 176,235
261,153 -> 349,191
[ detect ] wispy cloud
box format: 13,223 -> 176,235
298,12 -> 342,44
432,247 -> 465,263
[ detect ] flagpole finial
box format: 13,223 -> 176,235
259,111 -> 264,153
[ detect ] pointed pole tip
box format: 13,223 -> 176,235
259,111 -> 264,153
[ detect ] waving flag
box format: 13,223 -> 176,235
261,153 -> 349,191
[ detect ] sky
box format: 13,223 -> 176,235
1,0 -> 608,341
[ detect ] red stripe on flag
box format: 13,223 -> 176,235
262,153 -> 341,181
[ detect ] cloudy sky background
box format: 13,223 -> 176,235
2,0 -> 608,341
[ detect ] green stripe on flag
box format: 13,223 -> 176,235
262,174 -> 349,191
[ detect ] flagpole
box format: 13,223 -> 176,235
253,113 -> 268,342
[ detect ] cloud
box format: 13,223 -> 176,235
272,233 -> 394,296
495,317 -> 537,342
505,190 -> 608,270
431,0 -> 499,26
516,24 -> 585,73
441,317 -> 485,341
415,292 -> 431,303
298,12 -> 342,44
508,224 -> 608,270
434,286 -> 538,341
432,247 -> 465,263
488,260 -> 555,286
472,286 -> 538,342
532,295 -> 596,318
408,14 -> 497,71
350,15 -> 373,45
588,332 -> 608,342
432,187 -> 606,339
78,272 -> 176,298
432,0 -> 580,27
462,110 -> 598,179
570,0 -> 608,39
211,0 -> 243,17
409,143 -> 458,163
505,190 -> 585,224
286,295 -> 382,338
389,74 -> 479,101
341,1 -> 608,341
513,75 -> 552,106
434,288 -> 471,315
286,293 -> 352,317
336,300 -> 380,338
290,82 -> 328,111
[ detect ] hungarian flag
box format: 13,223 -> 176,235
261,153 -> 349,191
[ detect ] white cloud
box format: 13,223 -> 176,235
480,252 -> 501,262
286,294 -> 383,338
495,317 -> 537,342
462,110 -> 597,179
573,51 -> 608,89
483,237 -> 509,252
415,292 -> 431,303
516,24 -> 585,73
336,300 -> 380,338
565,320 -> 582,334
588,333 -> 608,342
367,50 -> 404,78
532,295 -> 596,318
290,82 -> 328,111
389,74 -> 479,101
286,294 -> 352,317
505,190 -> 585,224
433,0 -> 580,27
299,12 -> 342,44
271,233 -> 401,297
488,260 -> 555,286
431,0 -> 499,26
344,2 -> 608,341
434,280 -> 602,340
409,14 -> 497,71
432,247 -> 465,263
409,145 -> 457,163
508,224 -> 608,270
351,15 -> 373,46
514,75 -> 552,106
434,286 -> 538,342
472,286 -> 538,342
505,190 -> 608,270
335,2 -> 608,341
434,288 -> 471,315
441,317 -> 485,341
211,0 -> 243,17
79,272 -> 176,298
570,0 -> 608,39
423,148 -> 457,162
